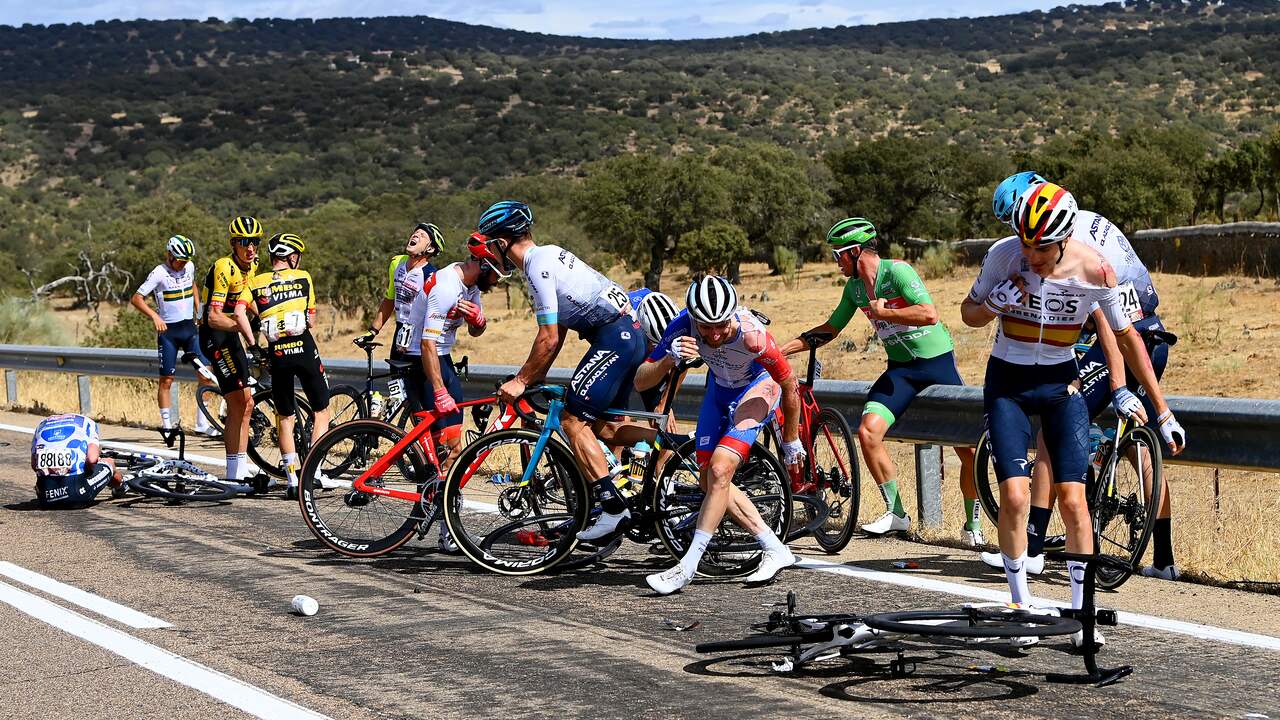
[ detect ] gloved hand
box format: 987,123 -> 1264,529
667,336 -> 699,364
457,299 -> 485,329
433,386 -> 459,415
1157,410 -> 1186,455
782,439 -> 806,467
984,279 -> 1025,314
353,329 -> 377,347
1112,387 -> 1147,424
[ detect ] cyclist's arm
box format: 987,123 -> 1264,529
750,331 -> 799,443
515,323 -> 564,385
230,288 -> 257,344
1090,308 -> 1129,392
306,271 -> 317,330
420,341 -> 445,391
1090,258 -> 1171,421
961,244 -> 1011,328
637,318 -> 686,391
780,322 -> 839,356
371,299 -> 394,334
129,293 -> 161,324
873,263 -> 939,326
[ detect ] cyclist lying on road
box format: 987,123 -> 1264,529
31,413 -> 125,508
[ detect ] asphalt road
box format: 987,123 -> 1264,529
2,420 -> 1278,720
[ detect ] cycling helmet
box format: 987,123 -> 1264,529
993,171 -> 1047,225
166,235 -> 195,260
477,200 -> 533,239
228,216 -> 264,240
825,217 -> 877,250
267,232 -> 306,257
467,232 -> 513,279
685,275 -> 738,324
637,291 -> 679,344
407,222 -> 443,256
1013,182 -> 1078,247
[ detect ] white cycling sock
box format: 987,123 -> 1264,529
679,530 -> 712,577
225,454 -> 239,482
754,529 -> 789,555
235,452 -> 251,480
1067,560 -> 1087,609
194,409 -> 211,432
1002,552 -> 1032,605
159,408 -> 173,429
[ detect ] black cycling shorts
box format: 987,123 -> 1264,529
35,462 -> 113,508
199,326 -> 251,394
268,332 -> 330,415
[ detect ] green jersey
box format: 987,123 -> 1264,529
827,259 -> 954,363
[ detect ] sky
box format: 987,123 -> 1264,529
2,0 -> 1116,38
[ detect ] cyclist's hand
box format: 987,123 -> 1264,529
782,439 -> 806,467
1157,410 -> 1186,455
247,344 -> 267,367
1112,387 -> 1147,424
152,317 -> 168,334
498,377 -> 526,406
984,280 -> 1024,314
456,300 -> 486,329
866,298 -> 889,320
353,329 -> 376,347
433,386 -> 458,415
667,336 -> 699,364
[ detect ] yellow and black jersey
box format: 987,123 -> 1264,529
240,268 -> 316,343
199,256 -> 257,326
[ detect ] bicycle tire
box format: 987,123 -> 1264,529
696,633 -> 818,653
649,438 -> 793,578
196,385 -> 227,435
298,419 -> 431,557
246,389 -> 313,479
864,608 -> 1081,638
1093,424 -> 1162,590
126,462 -> 236,502
810,407 -> 860,553
443,428 -> 590,576
974,430 -> 1001,525
327,384 -> 367,426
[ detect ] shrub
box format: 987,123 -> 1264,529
0,298 -> 61,345
87,310 -> 156,349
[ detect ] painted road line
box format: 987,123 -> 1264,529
0,422 -> 225,467
0,580 -> 333,720
0,561 -> 170,629
797,558 -> 1280,653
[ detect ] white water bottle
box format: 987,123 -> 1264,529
369,391 -> 385,418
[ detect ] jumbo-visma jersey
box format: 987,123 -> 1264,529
200,256 -> 257,325
240,268 -> 316,342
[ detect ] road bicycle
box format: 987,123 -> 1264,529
325,336 -> 470,429
102,426 -> 244,502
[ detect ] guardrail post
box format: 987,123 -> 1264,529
77,375 -> 92,416
915,444 -> 943,529
4,369 -> 15,405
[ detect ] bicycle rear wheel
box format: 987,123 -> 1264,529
298,420 -> 431,557
246,389 -> 313,479
196,385 -> 227,435
127,461 -> 236,502
443,428 -> 589,576
326,384 -> 366,426
810,408 -> 859,553
1093,425 -> 1162,590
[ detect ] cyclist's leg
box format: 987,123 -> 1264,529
157,328 -> 179,429
984,360 -> 1038,604
859,363 -> 913,521
428,353 -> 465,467
1039,383 -> 1092,609
180,323 -> 216,433
270,355 -> 299,462
1131,328 -> 1175,572
201,327 -> 253,479
719,378 -> 785,534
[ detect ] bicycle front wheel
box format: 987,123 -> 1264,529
196,385 -> 227,435
127,461 -> 236,502
298,420 -> 431,557
1093,425 -> 1162,590
246,390 -> 313,479
810,408 -> 860,553
443,428 -> 590,576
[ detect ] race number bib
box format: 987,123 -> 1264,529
604,286 -> 631,315
35,449 -> 76,475
394,322 -> 414,352
1116,282 -> 1143,323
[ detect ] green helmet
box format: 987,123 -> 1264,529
826,217 -> 877,249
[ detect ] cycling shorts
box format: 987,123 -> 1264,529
199,326 -> 251,394
864,351 -> 964,427
268,333 -> 330,416
565,315 -> 647,423
157,320 -> 205,377
405,353 -> 465,431
695,372 -> 780,467
983,357 -> 1090,485
1077,315 -> 1171,423
35,462 -> 113,508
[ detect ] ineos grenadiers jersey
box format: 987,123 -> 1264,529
523,245 -> 631,333
407,263 -> 482,356
648,307 -> 792,389
827,259 -> 954,363
968,237 -> 1132,365
1072,211 -> 1159,321
137,263 -> 196,324
31,414 -> 98,477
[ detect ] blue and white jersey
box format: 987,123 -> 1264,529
523,245 -> 631,333
627,287 -> 652,309
31,414 -> 99,477
1073,211 -> 1159,321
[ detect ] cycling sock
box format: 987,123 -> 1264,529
964,499 -> 981,530
235,452 -> 251,480
1067,560 -> 1086,609
159,408 -> 173,429
1152,517 -> 1174,569
225,454 -> 239,481
679,529 -> 712,577
880,480 -> 905,517
754,529 -> 789,555
592,476 -> 628,514
282,452 -> 299,486
1001,552 -> 1032,605
1026,505 -> 1051,557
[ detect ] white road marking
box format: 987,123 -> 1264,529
0,421 -> 225,467
796,558 -> 1280,652
0,580 -> 333,720
0,561 -> 170,629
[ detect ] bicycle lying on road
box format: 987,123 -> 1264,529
102,426 -> 244,502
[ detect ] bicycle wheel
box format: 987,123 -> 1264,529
298,419 -> 431,557
126,460 -> 236,502
246,390 -> 313,479
443,428 -> 590,576
1092,425 -> 1162,590
326,384 -> 367,426
196,385 -> 227,435
650,438 -> 793,578
974,430 -> 1000,525
810,408 -> 860,553
864,607 -> 1080,638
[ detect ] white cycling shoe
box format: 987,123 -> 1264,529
961,526 -> 987,548
1140,564 -> 1181,581
861,511 -> 910,536
647,564 -> 694,595
438,527 -> 460,555
743,548 -> 797,584
979,551 -> 1045,575
1071,627 -> 1107,649
577,509 -> 630,541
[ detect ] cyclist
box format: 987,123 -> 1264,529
781,218 -> 983,545
633,291 -> 683,414
236,233 -> 332,500
356,223 -> 442,413
960,182 -> 1184,644
468,200 -> 647,543
31,413 -> 125,508
638,275 -> 805,594
198,216 -> 263,486
986,171 -> 1183,580
130,235 -> 217,437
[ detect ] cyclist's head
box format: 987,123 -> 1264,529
637,291 -> 679,346
826,217 -> 877,275
227,215 -> 262,265
166,235 -> 195,267
407,222 -> 443,258
993,171 -> 1047,226
467,232 -> 515,280
267,232 -> 306,269
686,275 -> 737,344
477,200 -> 533,241
1014,182 -> 1077,273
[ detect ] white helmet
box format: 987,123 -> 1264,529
637,291 -> 679,344
166,235 -> 195,260
685,276 -> 737,324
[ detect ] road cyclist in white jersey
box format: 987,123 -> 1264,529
31,413 -> 125,508
987,172 -> 1185,582
130,235 -> 217,437
468,200 -> 650,543
355,222 -> 442,414
636,275 -> 805,594
960,181 -> 1185,649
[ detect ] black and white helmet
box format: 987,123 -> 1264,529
637,291 -> 679,344
685,275 -> 737,324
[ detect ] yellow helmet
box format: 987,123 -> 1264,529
228,216 -> 264,241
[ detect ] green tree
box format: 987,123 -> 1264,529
676,221 -> 750,277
